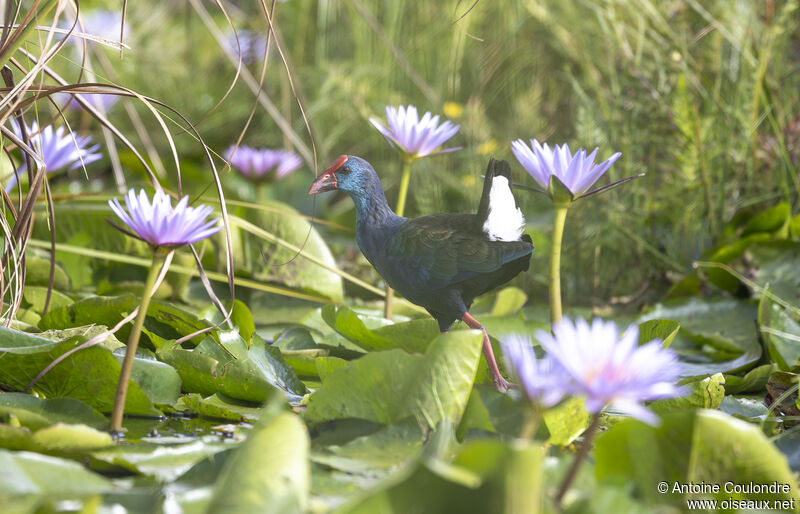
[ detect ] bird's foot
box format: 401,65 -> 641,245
492,375 -> 513,394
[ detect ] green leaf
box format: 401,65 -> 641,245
741,202 -> 790,237
638,297 -> 760,376
24,256 -> 70,291
0,423 -> 114,452
0,326 -> 64,354
159,335 -> 307,404
40,294 -> 211,349
701,234 -> 770,293
207,401 -> 310,513
0,393 -> 107,430
312,422 -> 424,474
637,319 -> 680,348
228,201 -> 344,302
0,448 -> 111,496
0,336 -> 160,417
339,438 -> 545,514
719,396 -> 769,422
595,410 -> 799,506
230,299 -> 256,344
790,214 -> 800,238
179,393 -> 261,422
773,429 -> 800,472
750,241 -> 800,306
321,305 -> 438,354
57,232 -> 94,288
723,364 -> 776,394
765,371 -> 800,417
648,373 -> 725,415
22,286 -> 72,313
543,397 -> 592,446
489,287 -> 528,317
91,439 -> 232,481
113,350 -> 182,405
305,330 -> 483,428
758,293 -> 800,370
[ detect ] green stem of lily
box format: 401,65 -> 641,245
553,412 -> 602,508
395,159 -> 414,217
110,250 -> 166,434
549,204 -> 569,325
385,159 -> 414,320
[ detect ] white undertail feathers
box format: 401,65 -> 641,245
482,176 -> 525,242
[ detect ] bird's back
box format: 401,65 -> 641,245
372,159 -> 533,313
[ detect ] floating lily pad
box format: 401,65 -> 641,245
207,400 -> 310,513
638,297 -> 760,376
0,393 -> 107,430
0,332 -> 160,417
305,330 -> 483,428
595,410 -> 799,506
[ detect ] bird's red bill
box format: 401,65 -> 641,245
309,156 -> 348,194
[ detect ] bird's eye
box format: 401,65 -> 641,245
339,166 -> 351,174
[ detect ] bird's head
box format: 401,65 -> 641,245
308,155 -> 375,196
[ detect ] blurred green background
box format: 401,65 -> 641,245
21,0 -> 800,310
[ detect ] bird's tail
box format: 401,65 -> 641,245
477,158 -> 526,242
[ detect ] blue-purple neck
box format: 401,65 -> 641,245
347,173 -> 404,256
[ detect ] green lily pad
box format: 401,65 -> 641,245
0,422 -> 113,452
0,393 -> 107,430
648,373 -> 725,415
226,202 -> 344,302
22,286 -> 73,313
638,297 -> 760,376
637,319 -> 680,348
758,293 -> 800,371
0,333 -> 160,417
321,305 -> 438,354
338,437 -> 545,514
750,241 -> 800,306
24,256 -> 70,291
91,438 -> 233,482
207,400 -> 310,513
179,393 -> 262,422
595,409 -> 799,506
0,448 -> 112,495
543,396 -> 592,446
305,330 -> 483,428
40,294 -> 211,349
159,335 -> 306,404
719,396 -> 769,422
724,364 -> 776,395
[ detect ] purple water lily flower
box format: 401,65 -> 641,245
76,9 -> 129,43
223,29 -> 269,65
512,139 -> 621,198
536,318 -> 683,425
501,335 -> 568,408
63,93 -> 120,113
6,121 -> 102,191
370,105 -> 461,160
109,189 -> 223,248
224,145 -> 302,182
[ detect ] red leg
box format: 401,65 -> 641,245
461,312 -> 511,393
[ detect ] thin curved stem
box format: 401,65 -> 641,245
554,412 -> 602,508
110,250 -> 166,434
549,205 -> 569,325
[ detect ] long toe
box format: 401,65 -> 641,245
492,375 -> 512,394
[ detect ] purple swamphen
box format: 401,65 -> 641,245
308,155 -> 533,392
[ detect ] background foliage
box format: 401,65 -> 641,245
0,0 -> 799,512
